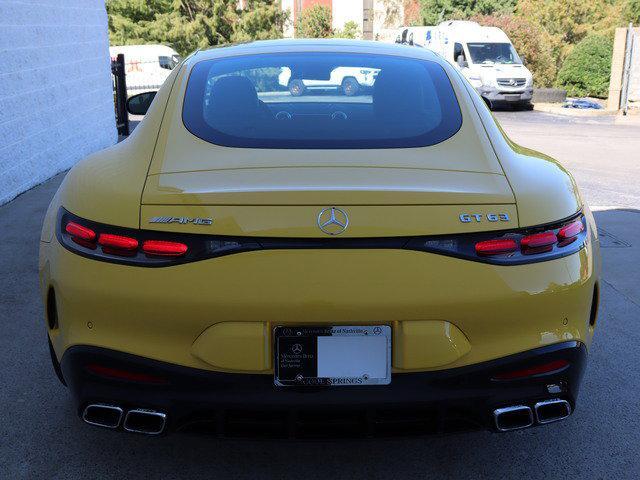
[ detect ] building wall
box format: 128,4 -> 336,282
0,0 -> 117,205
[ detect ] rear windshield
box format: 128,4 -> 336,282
182,53 -> 462,149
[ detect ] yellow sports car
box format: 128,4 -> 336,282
39,40 -> 600,437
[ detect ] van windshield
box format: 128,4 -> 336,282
182,52 -> 463,149
467,43 -> 522,65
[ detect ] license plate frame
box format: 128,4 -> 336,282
274,325 -> 392,387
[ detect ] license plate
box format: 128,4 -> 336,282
505,94 -> 522,101
274,326 -> 391,387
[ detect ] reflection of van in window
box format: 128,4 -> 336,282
109,44 -> 182,96
395,21 -> 534,110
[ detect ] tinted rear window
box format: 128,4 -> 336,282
183,53 -> 462,149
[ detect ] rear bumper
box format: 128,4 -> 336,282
61,341 -> 587,437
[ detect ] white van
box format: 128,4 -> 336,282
109,44 -> 182,96
396,21 -> 534,109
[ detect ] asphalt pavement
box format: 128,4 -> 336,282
1,111 -> 639,479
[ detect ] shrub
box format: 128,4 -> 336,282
556,34 -> 613,98
295,4 -> 333,38
334,20 -> 360,39
470,14 -> 557,87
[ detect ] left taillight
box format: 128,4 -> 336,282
57,209 -> 192,267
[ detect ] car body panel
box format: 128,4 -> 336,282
139,203 -> 518,237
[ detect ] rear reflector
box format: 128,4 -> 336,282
65,222 -> 96,242
143,240 -> 188,257
98,234 -> 138,251
475,238 -> 517,256
86,364 -> 167,384
492,359 -> 569,380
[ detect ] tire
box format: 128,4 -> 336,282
288,79 -> 305,97
341,77 -> 360,96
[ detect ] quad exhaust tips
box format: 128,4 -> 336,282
82,404 -> 124,429
493,405 -> 534,432
494,399 -> 572,431
82,404 -> 166,434
534,399 -> 572,424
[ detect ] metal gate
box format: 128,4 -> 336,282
111,53 -> 130,136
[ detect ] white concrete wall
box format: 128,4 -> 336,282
0,0 -> 117,205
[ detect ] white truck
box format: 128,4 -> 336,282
396,21 -> 534,109
278,67 -> 379,97
109,44 -> 182,96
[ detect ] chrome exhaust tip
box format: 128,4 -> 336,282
123,408 -> 167,435
493,405 -> 534,432
82,404 -> 123,429
534,399 -> 572,424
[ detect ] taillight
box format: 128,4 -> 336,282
521,231 -> 557,254
409,213 -> 588,265
98,234 -> 138,251
65,221 -> 96,242
142,240 -> 188,257
475,239 -> 517,256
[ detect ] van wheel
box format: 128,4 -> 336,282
341,77 -> 360,96
289,79 -> 305,97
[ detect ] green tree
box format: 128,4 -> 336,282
418,0 -> 516,25
295,4 -> 333,38
471,14 -> 557,87
334,20 -> 361,39
626,0 -> 640,24
556,34 -> 613,98
106,0 -> 288,56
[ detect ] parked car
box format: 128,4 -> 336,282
109,44 -> 182,96
396,21 -> 534,109
278,66 -> 379,96
41,39 -> 600,437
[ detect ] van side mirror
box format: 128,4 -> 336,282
126,91 -> 157,116
521,55 -> 527,66
456,55 -> 468,68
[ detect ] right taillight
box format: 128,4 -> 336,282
416,213 -> 588,265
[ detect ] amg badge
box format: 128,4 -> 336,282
149,216 -> 213,225
459,213 -> 510,223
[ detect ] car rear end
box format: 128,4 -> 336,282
40,42 -> 599,437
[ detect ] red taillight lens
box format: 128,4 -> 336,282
492,359 -> 569,381
65,221 -> 96,242
521,231 -> 557,253
558,220 -> 584,240
98,233 -> 138,251
475,238 -> 517,256
143,240 -> 188,257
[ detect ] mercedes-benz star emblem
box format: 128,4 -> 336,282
317,207 -> 349,235
509,78 -> 516,86
291,344 -> 303,354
